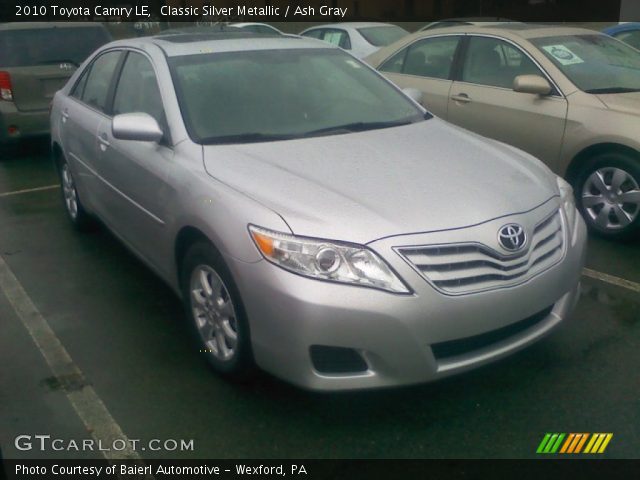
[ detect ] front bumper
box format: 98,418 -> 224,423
227,204 -> 587,391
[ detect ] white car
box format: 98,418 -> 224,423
300,22 -> 409,58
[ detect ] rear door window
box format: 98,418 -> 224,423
303,29 -> 352,50
0,27 -> 111,67
380,36 -> 461,79
321,29 -> 352,50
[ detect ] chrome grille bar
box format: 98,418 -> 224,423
397,210 -> 565,295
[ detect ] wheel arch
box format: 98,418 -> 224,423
174,226 -> 220,287
564,143 -> 640,185
51,141 -> 64,170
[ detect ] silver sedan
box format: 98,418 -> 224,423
50,33 -> 587,391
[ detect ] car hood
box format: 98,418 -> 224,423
203,120 -> 557,244
596,91 -> 640,115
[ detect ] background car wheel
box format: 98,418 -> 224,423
57,158 -> 92,231
180,241 -> 254,379
574,152 -> 640,241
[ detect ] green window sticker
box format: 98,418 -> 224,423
542,45 -> 584,65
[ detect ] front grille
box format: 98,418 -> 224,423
431,305 -> 554,360
397,210 -> 564,295
310,346 -> 368,375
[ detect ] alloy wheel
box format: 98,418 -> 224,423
61,163 -> 79,220
581,167 -> 640,230
190,265 -> 239,362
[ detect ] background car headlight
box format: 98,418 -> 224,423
557,176 -> 577,235
249,225 -> 410,293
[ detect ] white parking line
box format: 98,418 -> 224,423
582,268 -> 640,294
0,255 -> 146,466
0,184 -> 60,198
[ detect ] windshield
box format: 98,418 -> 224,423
0,27 -> 111,67
169,48 -> 427,145
357,26 -> 409,47
532,34 -> 640,93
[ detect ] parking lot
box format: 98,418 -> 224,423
0,144 -> 638,460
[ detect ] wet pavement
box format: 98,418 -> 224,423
0,146 -> 638,460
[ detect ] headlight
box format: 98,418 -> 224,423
557,176 -> 576,234
249,225 -> 410,293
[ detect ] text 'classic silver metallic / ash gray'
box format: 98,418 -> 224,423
50,32 -> 587,391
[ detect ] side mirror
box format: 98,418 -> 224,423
402,88 -> 424,105
112,112 -> 163,143
513,75 -> 552,96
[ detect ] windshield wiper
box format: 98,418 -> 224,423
201,132 -> 299,145
302,119 -> 417,137
584,87 -> 640,94
200,118 -> 422,144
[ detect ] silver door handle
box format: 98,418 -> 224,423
97,134 -> 110,149
61,110 -> 69,122
451,93 -> 471,103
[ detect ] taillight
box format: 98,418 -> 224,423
0,71 -> 13,101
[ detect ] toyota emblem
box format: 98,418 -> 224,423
498,224 -> 527,251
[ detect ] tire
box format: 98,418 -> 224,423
57,156 -> 93,231
180,241 -> 254,379
573,152 -> 640,241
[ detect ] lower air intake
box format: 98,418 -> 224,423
310,345 -> 368,374
431,305 -> 554,360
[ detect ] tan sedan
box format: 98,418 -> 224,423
367,25 -> 640,240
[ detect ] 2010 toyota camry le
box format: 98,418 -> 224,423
50,31 -> 587,391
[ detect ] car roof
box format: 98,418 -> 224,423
303,22 -> 398,31
107,32 -> 334,57
232,22 -> 278,28
413,23 -> 603,40
0,22 -> 108,31
158,25 -> 242,35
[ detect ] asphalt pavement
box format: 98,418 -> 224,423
0,145 -> 638,460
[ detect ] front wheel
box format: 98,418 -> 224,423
180,242 -> 254,379
574,152 -> 640,241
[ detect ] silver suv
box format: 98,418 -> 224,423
50,32 -> 587,391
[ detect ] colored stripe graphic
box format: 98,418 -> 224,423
537,433 -> 552,453
538,433 -> 613,454
550,433 -> 565,453
544,434 -> 559,453
584,434 -> 598,453
560,434 -> 575,453
584,433 -> 614,454
537,433 -> 565,454
574,434 -> 589,453
598,434 -> 614,453
567,433 -> 583,453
